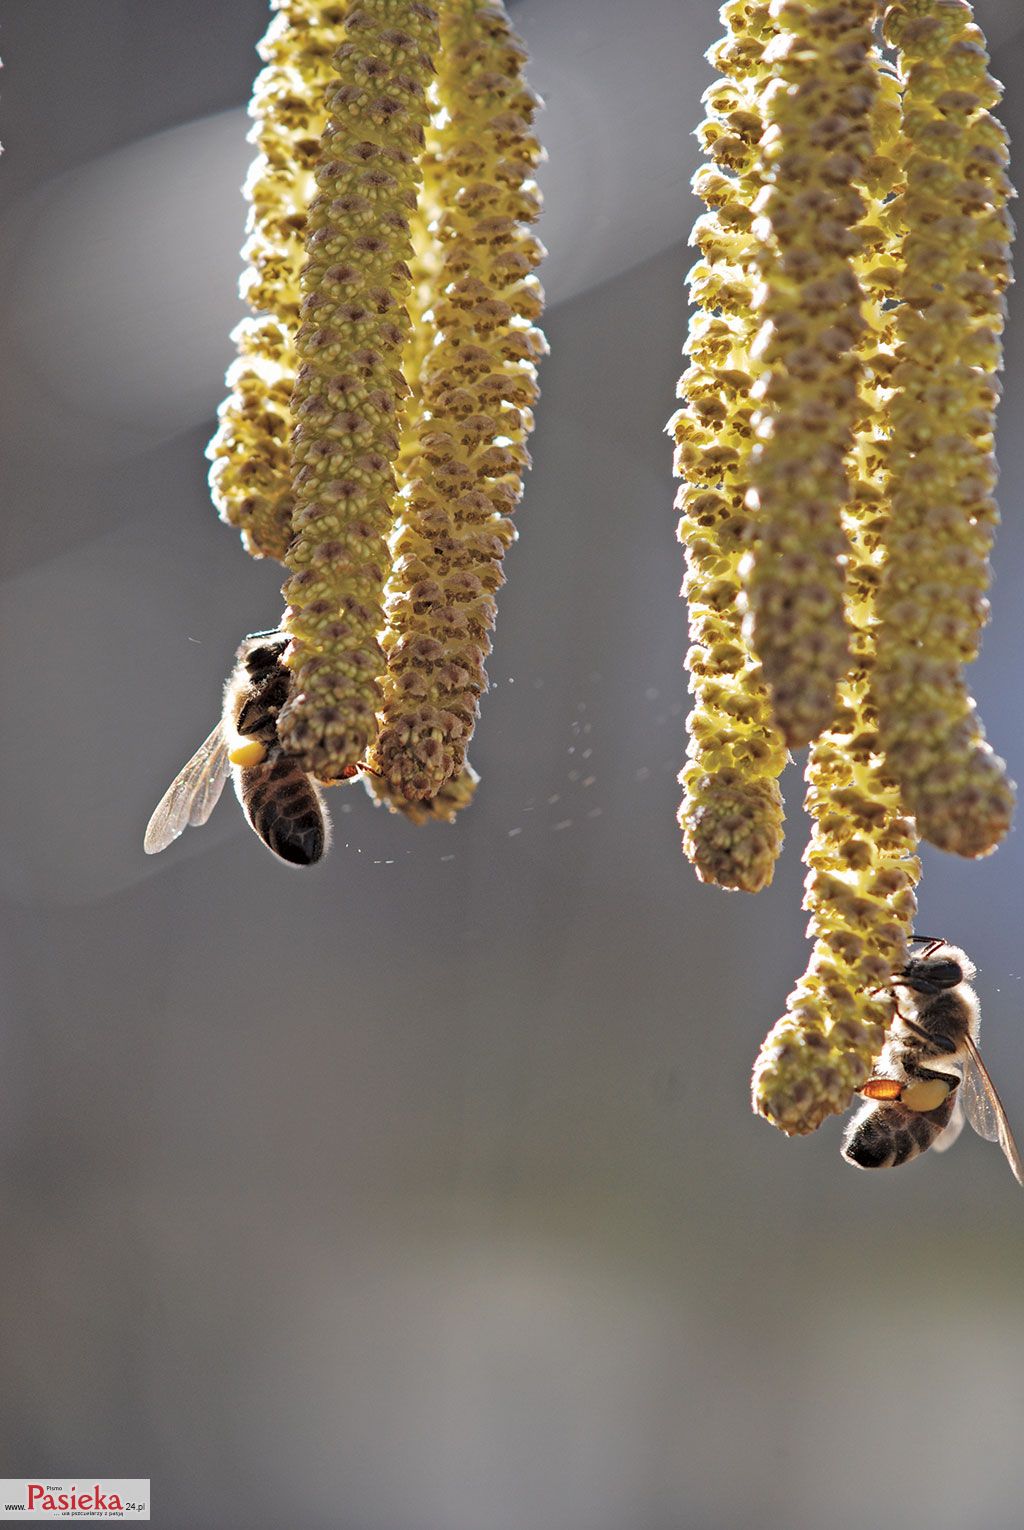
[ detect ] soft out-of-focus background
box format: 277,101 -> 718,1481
2,3 -> 1024,1527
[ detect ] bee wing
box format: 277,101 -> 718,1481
931,1087 -> 966,1153
144,723 -> 231,854
960,1035 -> 1024,1186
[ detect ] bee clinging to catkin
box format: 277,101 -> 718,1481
842,939 -> 1023,1185
144,631 -> 330,867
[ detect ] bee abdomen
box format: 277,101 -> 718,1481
237,753 -> 326,866
841,1100 -> 949,1171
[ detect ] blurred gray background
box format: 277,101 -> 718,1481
2,4 -> 1024,1528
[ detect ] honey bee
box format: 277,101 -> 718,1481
841,937 -> 1023,1185
144,630 -> 330,866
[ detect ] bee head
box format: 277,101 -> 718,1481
897,939 -> 975,994
235,629 -> 288,677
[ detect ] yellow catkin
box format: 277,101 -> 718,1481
399,85 -> 444,439
671,0 -> 788,894
368,31 -> 479,825
369,0 -> 546,801
751,721 -> 920,1136
364,93 -> 481,828
753,49 -> 923,1135
870,0 -> 1015,857
207,1 -> 350,562
275,1 -> 439,782
740,0 -> 881,747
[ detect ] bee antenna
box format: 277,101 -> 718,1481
909,934 -> 945,945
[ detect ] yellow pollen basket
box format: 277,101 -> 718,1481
900,1078 -> 953,1114
228,740 -> 268,769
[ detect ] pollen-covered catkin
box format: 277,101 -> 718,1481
365,759 -> 479,820
752,458 -> 922,1130
398,86 -> 444,442
870,0 -> 1015,858
752,486 -> 923,1133
753,57 -> 923,1135
207,1 -> 349,561
370,0 -> 546,801
276,1 -> 439,782
751,729 -> 920,1135
671,0 -> 788,893
741,0 -> 880,747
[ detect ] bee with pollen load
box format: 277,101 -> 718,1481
144,629 -> 341,867
841,937 -> 1023,1186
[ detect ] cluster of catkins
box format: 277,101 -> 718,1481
670,0 -> 1015,1135
207,0 -> 545,824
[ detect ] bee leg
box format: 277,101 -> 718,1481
917,1065 -> 959,1086
236,673 -> 289,736
900,1075 -> 956,1113
893,974 -> 942,996
889,991 -> 910,1026
901,1017 -> 958,1054
865,983 -> 910,1029
332,761 -> 382,782
228,740 -> 268,768
236,694 -> 267,735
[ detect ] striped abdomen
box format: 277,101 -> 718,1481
841,1093 -> 957,1171
236,749 -> 326,866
